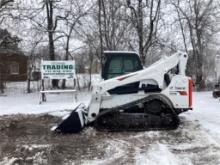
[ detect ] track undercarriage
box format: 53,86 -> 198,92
94,95 -> 180,132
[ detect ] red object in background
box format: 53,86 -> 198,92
188,78 -> 193,108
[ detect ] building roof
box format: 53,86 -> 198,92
0,49 -> 24,55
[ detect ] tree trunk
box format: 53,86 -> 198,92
137,0 -> 144,63
27,65 -> 31,93
0,64 -> 7,94
62,36 -> 70,89
195,47 -> 205,90
0,65 -> 4,93
98,0 -> 104,70
46,1 -> 58,88
88,49 -> 94,90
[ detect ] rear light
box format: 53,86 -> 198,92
188,78 -> 193,108
179,91 -> 187,95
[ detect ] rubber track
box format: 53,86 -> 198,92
94,94 -> 180,132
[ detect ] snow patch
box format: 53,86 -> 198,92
0,157 -> 18,165
82,139 -> 127,165
135,143 -> 186,165
18,144 -> 51,151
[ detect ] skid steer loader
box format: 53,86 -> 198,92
53,51 -> 193,134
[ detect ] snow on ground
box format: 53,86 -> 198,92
0,82 -> 220,165
0,75 -> 101,116
0,82 -> 91,116
184,92 -> 220,140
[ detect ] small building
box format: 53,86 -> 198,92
0,50 -> 28,81
0,28 -> 27,81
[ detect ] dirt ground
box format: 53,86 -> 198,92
0,114 -> 220,165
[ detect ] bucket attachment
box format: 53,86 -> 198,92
52,104 -> 87,134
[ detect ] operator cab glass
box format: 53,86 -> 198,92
102,52 -> 143,94
102,52 -> 143,80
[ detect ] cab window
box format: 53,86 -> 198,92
107,57 -> 123,79
124,59 -> 134,73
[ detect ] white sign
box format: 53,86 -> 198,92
41,61 -> 76,80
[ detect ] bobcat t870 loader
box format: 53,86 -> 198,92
53,51 -> 193,133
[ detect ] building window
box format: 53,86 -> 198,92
10,62 -> 19,75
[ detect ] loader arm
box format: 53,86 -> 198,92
98,51 -> 187,93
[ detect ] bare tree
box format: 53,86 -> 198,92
98,0 -> 103,67
58,0 -> 91,88
0,1 -> 14,93
97,0 -> 133,66
0,28 -> 20,93
171,0 -> 220,90
44,0 -> 60,88
0,0 -> 13,7
11,0 -> 77,88
26,35 -> 43,93
0,0 -> 14,25
127,0 -> 161,64
0,61 -> 7,93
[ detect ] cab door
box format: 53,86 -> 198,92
102,53 -> 143,94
